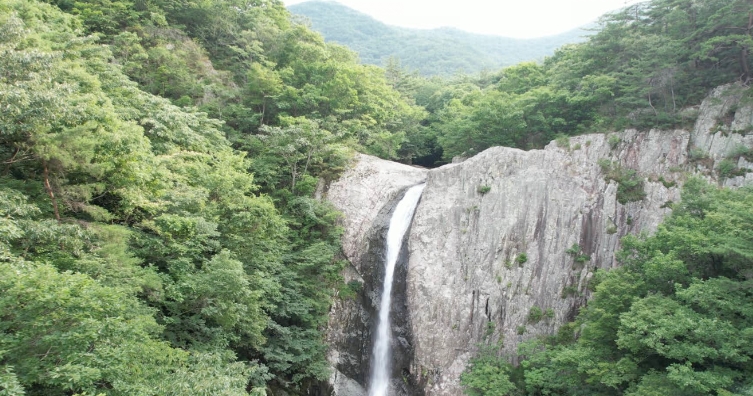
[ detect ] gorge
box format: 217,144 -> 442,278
323,84 -> 753,395
370,184 -> 425,396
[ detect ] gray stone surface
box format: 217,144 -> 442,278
323,154 -> 427,394
407,133 -> 683,395
327,153 -> 428,268
323,85 -> 753,395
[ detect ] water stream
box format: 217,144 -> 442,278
368,184 -> 425,396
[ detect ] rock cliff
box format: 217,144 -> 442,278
323,155 -> 427,396
323,84 -> 753,395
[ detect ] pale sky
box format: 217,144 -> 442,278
283,0 -> 643,38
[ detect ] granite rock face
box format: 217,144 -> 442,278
323,154 -> 427,396
323,85 -> 753,395
407,130 -> 685,394
689,84 -> 753,187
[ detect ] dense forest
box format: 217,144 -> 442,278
288,1 -> 590,76
0,0 -> 422,394
0,0 -> 752,394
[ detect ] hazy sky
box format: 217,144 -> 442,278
283,0 -> 643,38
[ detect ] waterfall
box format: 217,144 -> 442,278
369,184 -> 425,396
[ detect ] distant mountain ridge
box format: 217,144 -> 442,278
288,1 -> 592,76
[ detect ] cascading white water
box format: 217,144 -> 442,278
369,184 -> 425,396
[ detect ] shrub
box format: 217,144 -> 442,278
477,185 -> 491,194
555,134 -> 570,150
658,176 -> 676,188
608,134 -> 621,149
599,160 -> 646,204
717,159 -> 739,178
485,321 -> 495,337
561,285 -> 579,298
728,145 -> 753,161
688,147 -> 709,162
597,158 -> 612,171
517,253 -> 528,266
528,306 -> 543,323
565,244 -> 580,255
340,280 -> 363,299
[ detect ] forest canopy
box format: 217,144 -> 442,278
0,0 -> 406,393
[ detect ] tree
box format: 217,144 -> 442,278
514,179 -> 753,395
461,345 -> 518,396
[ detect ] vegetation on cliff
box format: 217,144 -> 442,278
462,179 -> 753,395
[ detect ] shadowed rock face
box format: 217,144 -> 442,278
324,84 -> 753,396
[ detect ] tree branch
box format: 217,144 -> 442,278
42,161 -> 61,222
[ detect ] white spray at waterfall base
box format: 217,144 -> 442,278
369,184 -> 425,396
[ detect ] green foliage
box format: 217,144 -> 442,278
689,147 -> 710,162
339,280 -> 363,300
461,345 -> 517,396
599,160 -> 647,204
565,244 -> 580,255
505,179 -> 753,395
729,145 -> 753,162
608,134 -> 621,149
0,362 -> 24,396
658,176 -> 677,188
516,253 -> 528,266
566,243 -> 590,265
554,134 -> 570,150
477,185 -> 491,194
0,258 -> 255,395
485,322 -> 496,338
527,306 -> 543,324
0,0 -> 361,392
717,159 -> 748,179
560,285 -> 579,299
404,0 -> 753,165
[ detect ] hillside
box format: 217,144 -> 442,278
288,1 -> 591,76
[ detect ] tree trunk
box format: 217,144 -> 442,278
260,99 -> 266,126
42,161 -> 61,222
3,147 -> 19,175
742,12 -> 753,83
